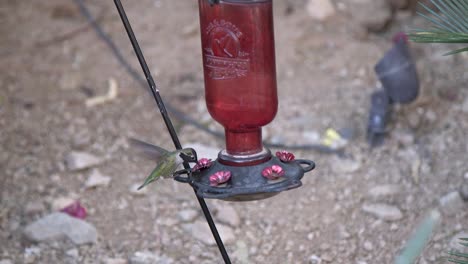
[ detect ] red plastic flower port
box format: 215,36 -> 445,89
262,165 -> 285,180
209,171 -> 232,186
193,158 -> 213,171
60,201 -> 87,219
276,151 -> 295,163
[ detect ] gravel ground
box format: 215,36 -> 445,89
1,0 -> 468,263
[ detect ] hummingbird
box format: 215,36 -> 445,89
129,138 -> 198,190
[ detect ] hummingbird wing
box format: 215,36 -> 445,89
137,153 -> 177,190
129,137 -> 170,160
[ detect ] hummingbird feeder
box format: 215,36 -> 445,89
113,0 -> 315,262
174,0 -> 315,201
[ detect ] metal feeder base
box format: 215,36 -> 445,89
175,157 -> 315,202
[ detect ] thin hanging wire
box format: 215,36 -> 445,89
111,1 -> 231,263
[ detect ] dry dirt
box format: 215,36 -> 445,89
1,0 -> 468,263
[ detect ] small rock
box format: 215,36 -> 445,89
306,0 -> 336,21
129,251 -> 174,264
392,129 -> 415,145
309,255 -> 322,264
215,204 -> 241,227
24,247 -> 41,263
424,110 -> 437,123
66,248 -> 79,258
85,169 -> 111,189
439,191 -> 464,215
363,241 -> 374,251
460,184 -> 468,201
303,131 -> 321,144
129,183 -> 147,196
321,253 -> 334,262
464,171 -> 468,180
177,209 -> 199,222
349,0 -> 393,32
450,232 -> 468,253
332,157 -> 362,173
407,111 -> 421,128
65,151 -> 103,171
24,200 -> 46,214
0,260 -> 13,264
233,240 -> 249,264
362,203 -> 403,221
51,196 -> 77,211
23,212 -> 98,245
104,258 -> 128,264
183,220 -> 235,245
368,185 -> 401,199
462,97 -> 468,113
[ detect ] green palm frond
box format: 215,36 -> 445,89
447,238 -> 468,264
408,0 -> 468,55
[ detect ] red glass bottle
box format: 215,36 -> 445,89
198,0 -> 278,164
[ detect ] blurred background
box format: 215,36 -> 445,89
1,0 -> 467,263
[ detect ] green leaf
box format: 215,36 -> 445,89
443,46 -> 468,55
408,0 -> 468,55
447,258 -> 468,263
448,251 -> 468,259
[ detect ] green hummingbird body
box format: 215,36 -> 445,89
129,138 -> 197,190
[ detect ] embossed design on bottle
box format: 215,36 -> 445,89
203,20 -> 250,80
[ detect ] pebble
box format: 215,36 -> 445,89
462,97 -> 468,113
407,111 -> 421,129
23,247 -> 41,263
0,260 -> 13,264
104,258 -> 128,264
348,0 -> 393,32
66,248 -> 79,258
332,157 -> 362,173
321,253 -> 334,262
392,129 -> 415,145
368,185 -> 401,199
439,191 -> 465,215
23,212 -> 98,245
302,131 -> 321,144
177,209 -> 199,222
309,255 -> 322,264
306,0 -> 336,21
50,196 -> 76,211
65,151 -> 103,171
363,241 -> 374,251
85,169 -> 111,189
129,251 -> 174,264
233,240 -> 249,264
183,220 -> 235,245
465,171 -> 468,180
362,203 -> 403,221
215,204 -> 241,227
24,200 -> 46,214
460,184 -> 468,201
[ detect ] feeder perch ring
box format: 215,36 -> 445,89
174,156 -> 315,202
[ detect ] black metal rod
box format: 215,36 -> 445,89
112,1 -> 231,263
